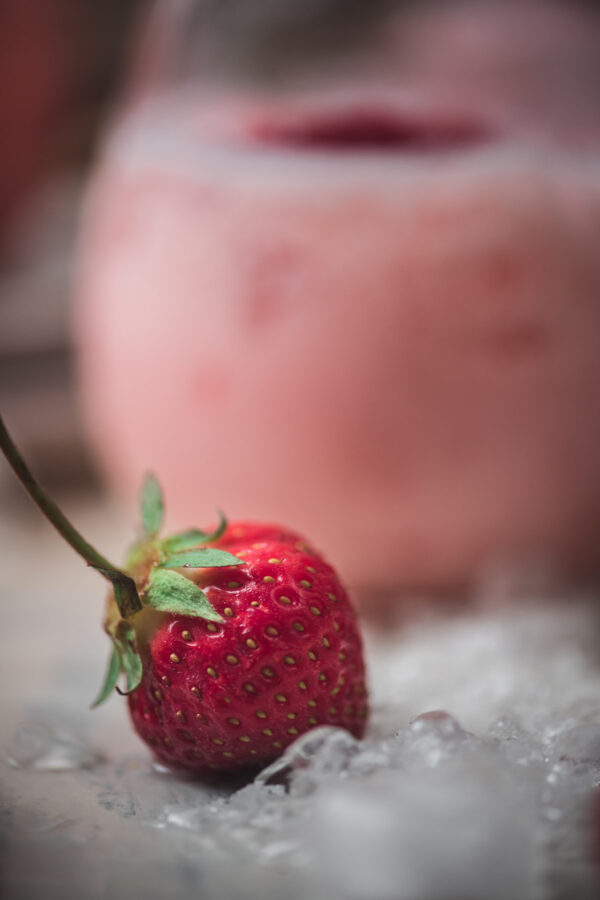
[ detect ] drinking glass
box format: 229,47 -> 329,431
75,0 -> 600,592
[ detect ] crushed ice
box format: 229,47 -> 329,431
156,715 -> 600,899
5,721 -> 104,771
153,600 -> 600,899
5,598 -> 600,898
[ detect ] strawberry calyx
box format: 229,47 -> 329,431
126,476 -> 242,622
0,415 -> 244,707
93,617 -> 142,706
92,476 -> 244,705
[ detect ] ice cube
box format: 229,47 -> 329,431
5,722 -> 103,771
387,710 -> 479,771
256,726 -> 361,796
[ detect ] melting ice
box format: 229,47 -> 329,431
152,598 -> 600,900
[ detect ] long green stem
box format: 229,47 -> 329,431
0,414 -> 141,616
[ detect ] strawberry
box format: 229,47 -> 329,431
0,414 -> 368,773
128,522 -> 368,771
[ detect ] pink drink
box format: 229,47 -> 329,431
75,4 -> 600,592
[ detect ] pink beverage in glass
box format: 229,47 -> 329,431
75,1 -> 600,593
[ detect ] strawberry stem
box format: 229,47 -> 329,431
0,414 -> 142,617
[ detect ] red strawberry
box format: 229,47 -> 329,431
0,414 -> 368,773
128,523 -> 368,771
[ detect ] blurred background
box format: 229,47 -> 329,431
1,0 -> 600,601
0,0 -> 145,486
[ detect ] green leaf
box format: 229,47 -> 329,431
141,473 -> 164,538
114,622 -> 143,694
145,568 -> 223,622
162,529 -> 212,552
162,511 -> 228,552
161,549 -> 244,569
207,511 -> 228,543
90,643 -> 121,708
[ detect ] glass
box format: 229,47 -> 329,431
75,0 -> 600,592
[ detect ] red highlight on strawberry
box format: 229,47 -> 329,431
0,414 -> 368,773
